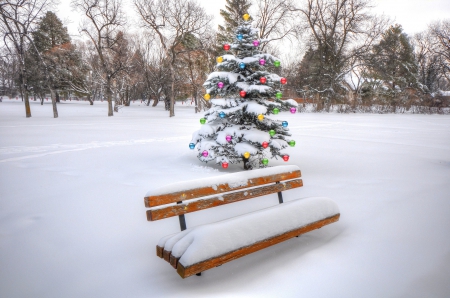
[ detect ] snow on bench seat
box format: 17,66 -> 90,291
158,196 -> 339,270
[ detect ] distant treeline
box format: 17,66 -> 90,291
1,0 -> 449,118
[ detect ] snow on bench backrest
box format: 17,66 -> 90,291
145,165 -> 301,208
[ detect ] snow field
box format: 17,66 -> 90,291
1,100 -> 450,297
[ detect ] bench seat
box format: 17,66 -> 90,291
157,196 -> 340,277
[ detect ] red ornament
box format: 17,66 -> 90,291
282,155 -> 289,162
262,141 -> 269,148
222,162 -> 229,169
223,44 -> 231,51
281,77 -> 287,84
240,90 -> 247,98
260,77 -> 267,84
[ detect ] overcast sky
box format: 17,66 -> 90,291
58,0 -> 450,39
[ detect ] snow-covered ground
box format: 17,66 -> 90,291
1,100 -> 449,297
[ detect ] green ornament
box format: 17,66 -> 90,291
200,118 -> 206,124
262,158 -> 269,165
269,130 -> 276,137
276,92 -> 282,99
273,108 -> 280,114
274,60 -> 281,67
289,140 -> 296,147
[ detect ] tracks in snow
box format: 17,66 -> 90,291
0,136 -> 189,163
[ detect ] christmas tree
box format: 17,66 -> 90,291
190,13 -> 298,170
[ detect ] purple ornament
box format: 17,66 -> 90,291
202,150 -> 209,157
290,107 -> 297,114
259,59 -> 266,66
253,40 -> 260,47
218,82 -> 224,88
226,135 -> 232,142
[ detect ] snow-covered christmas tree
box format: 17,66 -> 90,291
190,13 -> 298,170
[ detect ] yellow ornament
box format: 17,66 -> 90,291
243,152 -> 250,159
204,94 -> 210,100
258,114 -> 264,121
243,14 -> 250,21
216,56 -> 223,63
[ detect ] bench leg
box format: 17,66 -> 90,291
177,201 -> 187,231
196,272 -> 202,276
275,182 -> 283,203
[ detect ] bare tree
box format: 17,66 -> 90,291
0,0 -> 52,117
290,0 -> 388,105
72,0 -> 126,116
254,0 -> 296,51
430,20 -> 450,84
134,0 -> 212,117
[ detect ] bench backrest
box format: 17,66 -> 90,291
144,165 -> 303,227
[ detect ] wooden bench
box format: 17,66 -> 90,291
144,165 -> 340,278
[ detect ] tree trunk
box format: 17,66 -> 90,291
169,64 -> 175,117
55,91 -> 60,103
243,157 -> 251,170
87,93 -> 94,105
21,82 -> 31,117
49,88 -> 58,118
152,96 -> 159,107
125,85 -> 130,106
106,77 -> 113,116
194,90 -> 198,113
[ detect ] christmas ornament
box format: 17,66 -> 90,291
204,93 -> 210,100
222,162 -> 229,169
217,56 -> 223,63
259,59 -> 266,66
240,90 -> 247,98
226,135 -> 232,142
219,111 -> 226,118
217,82 -> 224,88
281,77 -> 287,84
237,34 -> 243,41
189,143 -> 195,149
260,77 -> 267,84
273,108 -> 280,114
269,130 -> 276,136
223,44 -> 230,51
243,152 -> 250,159
262,141 -> 269,148
290,107 -> 297,114
274,60 -> 281,67
262,158 -> 269,165
282,121 -> 288,127
276,92 -> 283,99
253,40 -> 260,47
289,140 -> 296,147
243,13 -> 250,21
239,62 -> 246,69
200,118 -> 206,124
283,155 -> 289,162
202,150 -> 209,157
258,114 -> 264,121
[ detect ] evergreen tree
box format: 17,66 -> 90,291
27,11 -> 87,116
190,14 -> 297,170
368,25 -> 419,92
217,0 -> 252,46
32,11 -> 70,53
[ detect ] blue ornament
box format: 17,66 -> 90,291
282,121 -> 288,127
189,143 -> 195,149
219,111 -> 226,118
239,62 -> 246,69
237,34 -> 243,40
